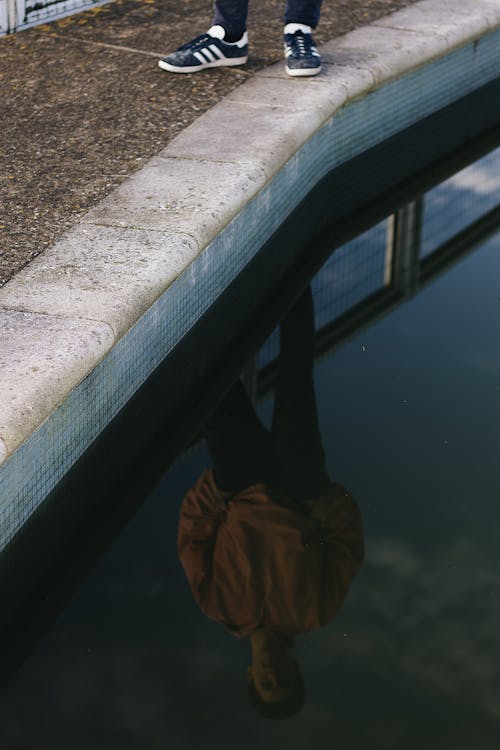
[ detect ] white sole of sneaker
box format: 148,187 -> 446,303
158,57 -> 248,73
285,65 -> 322,77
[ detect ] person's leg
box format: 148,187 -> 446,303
212,0 -> 249,40
282,0 -> 322,77
205,379 -> 273,494
271,286 -> 330,502
284,0 -> 322,29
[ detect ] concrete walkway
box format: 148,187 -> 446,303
1,0 -> 499,554
0,0 -> 416,286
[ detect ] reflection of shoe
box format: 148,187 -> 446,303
158,25 -> 248,73
283,23 -> 321,77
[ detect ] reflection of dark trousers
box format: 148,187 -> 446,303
205,287 -> 330,504
213,0 -> 323,38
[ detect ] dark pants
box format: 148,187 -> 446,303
205,287 -> 330,504
212,0 -> 323,38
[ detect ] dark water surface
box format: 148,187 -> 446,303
1,152 -> 500,749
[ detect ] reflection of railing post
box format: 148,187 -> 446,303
241,356 -> 258,405
386,197 -> 424,295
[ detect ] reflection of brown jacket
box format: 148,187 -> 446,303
178,470 -> 364,638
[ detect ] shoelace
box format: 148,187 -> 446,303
287,32 -> 316,58
177,34 -> 212,52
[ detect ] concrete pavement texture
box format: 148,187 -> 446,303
0,0 -> 418,287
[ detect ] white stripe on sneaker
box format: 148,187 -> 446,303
193,51 -> 207,64
209,44 -> 225,60
201,47 -> 216,62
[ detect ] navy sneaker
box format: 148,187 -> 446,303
283,23 -> 321,77
159,25 -> 248,73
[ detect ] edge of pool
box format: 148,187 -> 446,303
1,0 -> 500,553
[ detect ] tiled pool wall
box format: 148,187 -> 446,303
1,25 -> 500,555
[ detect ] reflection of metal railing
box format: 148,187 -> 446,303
257,147 -> 500,396
0,0 -> 105,34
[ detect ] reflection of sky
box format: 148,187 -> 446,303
1,210 -> 500,745
421,147 -> 500,256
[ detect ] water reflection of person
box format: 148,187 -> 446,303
178,286 -> 364,719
